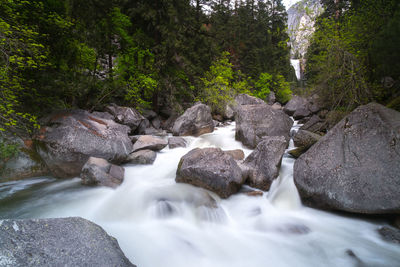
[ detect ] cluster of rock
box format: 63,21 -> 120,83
176,94 -> 293,198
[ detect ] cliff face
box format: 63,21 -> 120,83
287,0 -> 323,59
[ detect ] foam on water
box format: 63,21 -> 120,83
0,121 -> 399,267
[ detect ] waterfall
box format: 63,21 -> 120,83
1,122 -> 399,267
291,59 -> 301,81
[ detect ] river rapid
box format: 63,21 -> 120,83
0,121 -> 399,267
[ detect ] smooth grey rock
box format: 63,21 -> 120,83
243,136 -> 287,190
91,111 -> 115,120
35,110 -> 132,178
132,135 -> 167,152
142,109 -> 157,120
283,95 -> 308,116
293,106 -> 312,120
293,130 -> 322,148
81,157 -> 124,188
224,104 -> 235,120
0,217 -> 135,267
172,103 -> 214,136
271,102 -> 282,110
300,114 -> 326,133
235,94 -> 265,105
168,137 -> 187,149
176,148 -> 245,198
224,149 -> 245,160
235,103 -> 293,148
294,103 -> 400,214
106,104 -> 146,132
127,149 -> 156,164
151,116 -> 161,129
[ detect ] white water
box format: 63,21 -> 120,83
291,59 -> 301,81
1,122 -> 400,267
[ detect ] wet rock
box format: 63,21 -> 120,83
213,114 -> 223,122
105,104 -> 146,132
176,147 -> 245,198
288,147 -> 306,159
172,103 -> 214,136
127,149 -> 156,164
235,94 -> 265,105
377,226 -> 400,244
245,190 -> 264,197
283,95 -> 309,116
235,103 -> 293,148
293,130 -> 322,148
81,157 -> 125,188
0,217 -> 135,266
168,137 -> 187,149
213,120 -> 222,127
294,103 -> 400,214
224,149 -> 245,160
346,249 -> 365,267
278,224 -> 311,235
243,136 -> 287,191
35,110 -> 132,178
132,135 -> 167,152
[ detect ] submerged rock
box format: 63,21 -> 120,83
0,217 -> 135,266
172,103 -> 214,136
81,157 -> 125,188
235,103 -> 293,148
378,226 -> 400,244
35,109 -> 132,178
132,135 -> 167,152
127,149 -> 157,165
294,103 -> 400,214
176,147 -> 245,198
243,136 -> 287,191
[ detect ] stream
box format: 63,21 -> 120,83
0,121 -> 399,267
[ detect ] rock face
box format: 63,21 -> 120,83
168,137 -> 187,149
0,217 -> 135,266
294,103 -> 400,214
132,135 -> 167,152
224,149 -> 245,160
35,110 -> 132,178
176,148 -> 245,198
127,149 -> 157,164
243,136 -> 287,190
81,157 -> 125,188
172,103 -> 214,136
106,104 -> 147,132
235,103 -> 293,148
300,114 -> 326,133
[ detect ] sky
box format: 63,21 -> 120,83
282,0 -> 300,10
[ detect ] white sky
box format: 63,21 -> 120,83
282,0 -> 300,10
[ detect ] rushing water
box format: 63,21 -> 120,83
1,121 -> 400,267
290,59 -> 301,81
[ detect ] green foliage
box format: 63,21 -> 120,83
254,73 -> 272,100
199,52 -> 250,114
274,75 -> 292,104
0,141 -> 19,163
252,73 -> 292,104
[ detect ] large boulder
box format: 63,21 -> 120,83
35,110 -> 132,178
81,157 -> 125,188
176,148 -> 245,198
235,103 -> 293,148
267,91 -> 276,105
243,136 -> 287,190
172,103 -> 214,136
300,114 -> 326,133
105,104 -> 147,132
0,217 -> 135,266
126,149 -> 157,164
294,103 -> 400,214
132,135 -> 167,152
283,95 -> 308,116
